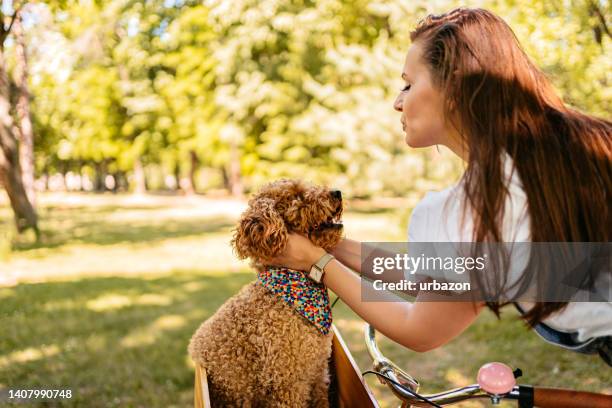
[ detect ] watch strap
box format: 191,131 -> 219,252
314,253 -> 335,271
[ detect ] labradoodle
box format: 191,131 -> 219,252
188,179 -> 344,407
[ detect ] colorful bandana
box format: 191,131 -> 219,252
257,266 -> 332,335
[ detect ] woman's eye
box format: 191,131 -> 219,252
401,84 -> 411,92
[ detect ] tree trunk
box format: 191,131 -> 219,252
221,165 -> 229,191
116,170 -> 128,192
0,30 -> 37,235
13,12 -> 35,206
42,170 -> 49,191
181,150 -> 198,195
133,157 -> 146,194
0,155 -> 37,233
93,162 -> 104,191
229,141 -> 243,197
173,164 -> 180,191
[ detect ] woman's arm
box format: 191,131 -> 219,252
269,233 -> 484,352
322,250 -> 483,351
331,238 -> 416,291
329,238 -> 362,273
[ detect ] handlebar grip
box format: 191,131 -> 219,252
533,387 -> 612,408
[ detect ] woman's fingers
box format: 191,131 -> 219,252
259,233 -> 316,270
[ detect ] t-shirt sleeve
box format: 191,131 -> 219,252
404,191 -> 468,285
407,194 -> 431,242
404,194 -> 432,281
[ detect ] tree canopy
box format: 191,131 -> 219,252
19,0 -> 611,197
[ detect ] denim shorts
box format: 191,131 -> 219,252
514,303 -> 611,367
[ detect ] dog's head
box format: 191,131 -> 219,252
231,179 -> 344,269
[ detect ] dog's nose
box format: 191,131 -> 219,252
330,190 -> 342,200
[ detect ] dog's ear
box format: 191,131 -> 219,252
230,198 -> 288,261
284,198 -> 305,229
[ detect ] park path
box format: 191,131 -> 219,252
1,192 -> 409,286
0,193 -> 250,286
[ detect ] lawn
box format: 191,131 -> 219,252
1,192 -> 610,407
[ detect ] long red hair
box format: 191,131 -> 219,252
410,8 -> 612,325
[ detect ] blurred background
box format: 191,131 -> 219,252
0,0 -> 610,406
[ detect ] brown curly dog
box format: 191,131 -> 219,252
188,179 -> 344,407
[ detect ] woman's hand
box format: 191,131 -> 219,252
263,233 -> 326,272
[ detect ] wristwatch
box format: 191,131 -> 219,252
308,253 -> 335,283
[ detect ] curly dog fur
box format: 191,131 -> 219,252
188,179 -> 344,407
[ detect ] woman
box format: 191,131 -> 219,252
267,8 -> 612,362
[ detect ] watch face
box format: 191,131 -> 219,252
310,267 -> 323,282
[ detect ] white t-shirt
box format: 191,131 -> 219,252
407,152 -> 612,342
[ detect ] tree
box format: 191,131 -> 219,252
22,0 -> 610,202
0,1 -> 37,235
157,4 -> 221,195
12,11 -> 35,205
203,0 -> 450,197
489,0 -> 611,117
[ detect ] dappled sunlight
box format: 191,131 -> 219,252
86,293 -> 173,311
182,281 -> 207,292
86,294 -> 132,311
135,293 -> 173,306
120,314 -> 187,348
84,334 -> 108,352
152,315 -> 187,330
4,235 -> 248,284
445,367 -> 472,387
7,199 -> 237,262
1,193 -> 406,283
103,203 -> 246,223
2,192 -> 610,407
44,299 -> 80,312
118,330 -> 157,348
0,271 -> 253,407
0,344 -> 61,370
0,288 -> 15,299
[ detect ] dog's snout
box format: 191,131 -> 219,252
330,190 -> 342,200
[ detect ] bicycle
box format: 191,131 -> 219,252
363,323 -> 612,407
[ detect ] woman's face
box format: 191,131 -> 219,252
393,42 -> 456,149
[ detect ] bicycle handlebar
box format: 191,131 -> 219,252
534,387 -> 612,408
365,324 -> 495,406
364,323 -> 612,407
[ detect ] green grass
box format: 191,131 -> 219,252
1,270 -> 253,407
0,192 -> 610,407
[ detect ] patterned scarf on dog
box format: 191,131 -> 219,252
257,266 -> 332,335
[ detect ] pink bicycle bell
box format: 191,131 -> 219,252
477,362 -> 516,395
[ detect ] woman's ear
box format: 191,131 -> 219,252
230,198 -> 288,261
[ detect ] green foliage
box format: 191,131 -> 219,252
490,0 -> 611,118
25,0 -> 611,196
156,5 -> 222,174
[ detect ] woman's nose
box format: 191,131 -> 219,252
393,94 -> 403,112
